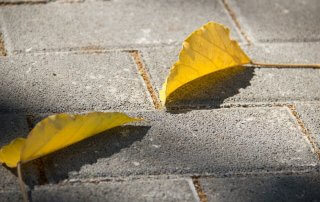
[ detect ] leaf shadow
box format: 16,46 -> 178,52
39,125 -> 150,184
165,66 -> 254,113
3,125 -> 149,187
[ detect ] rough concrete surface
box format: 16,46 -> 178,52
227,0 -> 320,42
244,42 -> 320,64
28,108 -> 319,182
200,173 -> 320,202
30,179 -> 198,202
295,103 -> 320,149
0,53 -> 152,112
1,0 -> 320,200
0,0 -> 240,53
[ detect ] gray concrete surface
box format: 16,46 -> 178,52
296,103 -> 320,149
200,173 -> 320,202
29,179 -> 198,202
0,0 -> 47,3
0,0 -> 240,54
1,0 -> 320,200
0,114 -> 28,147
28,108 -> 318,182
0,178 -> 198,202
0,114 -> 35,191
142,46 -> 320,108
227,0 -> 320,42
0,53 -> 152,112
0,114 -> 43,191
245,42 -> 320,64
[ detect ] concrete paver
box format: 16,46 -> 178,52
0,114 -> 38,191
0,0 -> 240,54
0,53 -> 152,112
245,42 -> 320,64
0,0 -> 48,3
200,173 -> 320,202
0,179 -> 198,202
227,0 -> 320,42
30,179 -> 197,202
295,103 -> 320,149
0,113 -> 29,147
142,46 -> 320,107
1,0 -> 320,200
0,114 -> 28,191
28,108 -> 319,182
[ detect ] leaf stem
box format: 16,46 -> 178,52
250,61 -> 320,68
17,162 -> 29,202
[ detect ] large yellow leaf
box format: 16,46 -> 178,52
160,22 -> 251,104
0,112 -> 141,168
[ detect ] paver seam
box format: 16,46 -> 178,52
0,0 -> 85,6
8,43 -> 181,55
0,1 -> 47,5
249,63 -> 320,68
26,115 -> 49,186
192,176 -> 208,202
164,102 -> 316,112
286,104 -> 320,160
258,38 -> 320,44
186,178 -> 201,202
54,167 -> 320,186
220,0 -> 252,45
0,33 -> 7,56
128,50 -> 162,110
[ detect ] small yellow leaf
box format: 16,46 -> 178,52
0,138 -> 26,168
0,112 -> 141,168
160,22 -> 251,104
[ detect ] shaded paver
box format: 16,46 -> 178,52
0,114 -> 28,191
0,0 -> 240,54
200,173 -> 320,202
28,108 -> 319,182
227,0 -> 320,42
0,114 -> 39,191
142,46 -> 320,108
1,178 -> 198,202
0,53 -> 152,112
0,113 -> 29,146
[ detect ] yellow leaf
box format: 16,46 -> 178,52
160,22 -> 251,104
0,112 -> 142,168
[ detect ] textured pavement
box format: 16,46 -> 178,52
0,0 -> 320,201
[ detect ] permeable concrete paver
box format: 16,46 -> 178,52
226,0 -> 320,42
29,108 -> 319,182
0,53 -> 152,112
0,0 -> 240,53
200,173 -> 320,202
295,103 -> 320,149
30,179 -> 197,202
